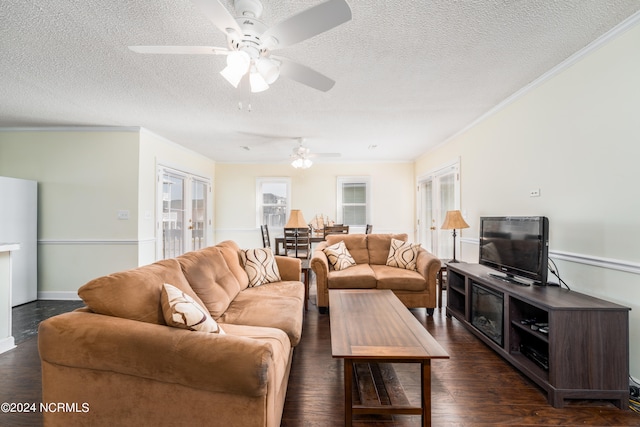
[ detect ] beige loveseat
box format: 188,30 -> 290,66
311,233 -> 440,314
38,240 -> 304,427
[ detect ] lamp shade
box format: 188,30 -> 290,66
226,50 -> 251,74
249,69 -> 269,93
220,65 -> 244,88
285,210 -> 308,228
256,57 -> 280,84
291,158 -> 312,169
441,210 -> 470,230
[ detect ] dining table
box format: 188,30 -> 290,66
274,234 -> 325,256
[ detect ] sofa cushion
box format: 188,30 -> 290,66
368,233 -> 408,265
178,247 -> 242,319
218,284 -> 304,346
325,234 -> 369,264
78,258 -> 203,325
327,264 -> 377,289
214,240 -> 250,290
386,238 -> 420,271
323,241 -> 356,271
372,265 -> 428,291
240,248 -> 282,287
161,283 -> 224,334
234,280 -> 305,304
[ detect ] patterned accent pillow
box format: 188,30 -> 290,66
323,240 -> 357,271
240,248 -> 282,287
161,283 -> 224,334
386,238 -> 421,271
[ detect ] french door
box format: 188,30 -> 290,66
417,161 -> 461,259
157,167 -> 211,259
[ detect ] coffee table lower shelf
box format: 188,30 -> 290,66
344,359 -> 431,425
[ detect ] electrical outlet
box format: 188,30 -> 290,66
529,189 -> 540,197
117,210 -> 130,220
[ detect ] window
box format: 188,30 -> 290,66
256,178 -> 291,230
337,176 -> 371,227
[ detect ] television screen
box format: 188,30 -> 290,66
479,216 -> 549,285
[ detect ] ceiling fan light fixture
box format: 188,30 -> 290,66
226,50 -> 251,74
249,69 -> 269,93
220,65 -> 244,88
291,157 -> 312,169
256,57 -> 280,84
220,50 -> 251,88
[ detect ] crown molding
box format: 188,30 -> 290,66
0,126 -> 141,133
429,9 -> 640,155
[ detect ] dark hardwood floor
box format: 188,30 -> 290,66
1,293 -> 638,426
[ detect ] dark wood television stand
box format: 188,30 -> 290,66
446,262 -> 630,409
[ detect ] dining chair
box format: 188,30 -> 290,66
260,224 -> 271,249
323,225 -> 349,238
283,227 -> 311,259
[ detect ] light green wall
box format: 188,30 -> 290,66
0,128 -> 216,297
0,130 -> 141,296
214,162 -> 415,248
415,21 -> 640,377
0,131 -> 140,240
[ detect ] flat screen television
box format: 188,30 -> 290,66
479,216 -> 549,286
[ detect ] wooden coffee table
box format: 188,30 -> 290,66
330,289 -> 449,427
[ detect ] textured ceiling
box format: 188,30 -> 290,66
1,0 -> 639,164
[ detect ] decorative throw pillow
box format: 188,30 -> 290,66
386,238 -> 421,271
240,248 -> 282,287
161,283 -> 224,334
323,240 -> 357,271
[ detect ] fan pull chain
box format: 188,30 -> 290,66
237,101 -> 252,112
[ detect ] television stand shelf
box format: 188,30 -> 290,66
446,262 -> 630,409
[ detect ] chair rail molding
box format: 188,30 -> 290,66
460,237 -> 640,275
38,238 -> 154,245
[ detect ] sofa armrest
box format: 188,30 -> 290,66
274,255 -> 301,281
310,242 -> 330,307
415,248 -> 442,293
39,311 -> 274,397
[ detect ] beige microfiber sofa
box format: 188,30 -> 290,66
38,240 -> 304,427
311,233 -> 440,315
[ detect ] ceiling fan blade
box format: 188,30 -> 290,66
276,57 -> 336,92
128,46 -> 229,55
191,0 -> 242,36
238,131 -> 299,140
312,153 -> 341,158
262,0 -> 352,50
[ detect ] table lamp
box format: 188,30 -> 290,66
285,210 -> 308,229
441,210 -> 469,263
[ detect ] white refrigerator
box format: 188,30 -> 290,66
0,176 -> 37,306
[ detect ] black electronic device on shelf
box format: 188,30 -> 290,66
479,216 -> 549,286
520,344 -> 549,371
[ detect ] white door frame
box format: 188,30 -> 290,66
156,165 -> 212,260
416,159 -> 461,258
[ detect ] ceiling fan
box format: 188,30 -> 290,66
290,138 -> 339,169
129,0 -> 352,93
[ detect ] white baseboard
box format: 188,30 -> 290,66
0,336 -> 16,355
37,291 -> 81,301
